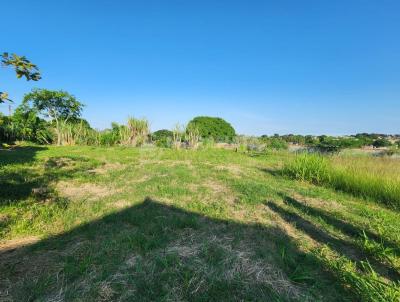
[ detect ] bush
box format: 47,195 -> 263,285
151,129 -> 173,148
372,139 -> 392,148
267,137 -> 288,150
187,116 -> 235,142
0,108 -> 53,144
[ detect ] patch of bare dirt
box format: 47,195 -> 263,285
0,214 -> 10,225
112,200 -> 131,209
126,175 -> 151,184
0,236 -> 40,253
139,159 -> 194,169
89,162 -> 125,175
45,157 -> 75,169
98,281 -> 116,301
56,181 -> 115,201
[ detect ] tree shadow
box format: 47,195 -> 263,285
0,146 -> 99,206
281,194 -> 400,254
0,145 -> 46,166
0,198 -> 355,301
265,201 -> 400,282
258,167 -> 282,178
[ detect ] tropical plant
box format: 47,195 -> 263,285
172,123 -> 184,149
128,117 -> 149,146
185,124 -> 200,149
11,104 -> 53,143
22,89 -> 83,145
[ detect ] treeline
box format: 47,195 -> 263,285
1,88 -> 399,151
261,133 -> 400,152
0,90 -> 237,148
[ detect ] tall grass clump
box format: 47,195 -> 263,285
283,153 -> 400,209
185,124 -> 200,149
172,123 -> 184,149
283,153 -> 331,185
58,120 -> 98,146
120,117 -> 149,146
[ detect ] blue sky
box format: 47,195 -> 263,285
1,0 -> 399,135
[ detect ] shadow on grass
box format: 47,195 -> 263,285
0,146 -> 99,206
0,198 -> 354,301
281,195 -> 400,254
258,167 -> 282,178
265,201 -> 400,282
0,145 -> 46,166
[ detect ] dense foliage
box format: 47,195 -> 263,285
23,89 -> 83,145
151,129 -> 173,147
187,116 -> 235,142
262,133 -> 398,152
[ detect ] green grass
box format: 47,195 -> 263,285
1,146 -> 400,301
283,153 -> 400,209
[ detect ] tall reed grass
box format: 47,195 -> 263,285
58,120 -> 98,145
283,153 -> 400,209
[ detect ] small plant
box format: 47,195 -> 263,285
172,123 -> 184,149
185,124 -> 200,149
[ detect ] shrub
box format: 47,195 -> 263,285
187,116 -> 235,142
151,129 -> 173,148
372,139 -> 392,148
267,137 -> 288,150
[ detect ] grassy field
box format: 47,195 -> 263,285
283,153 -> 400,209
1,146 -> 400,301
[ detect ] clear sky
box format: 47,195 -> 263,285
1,0 -> 399,135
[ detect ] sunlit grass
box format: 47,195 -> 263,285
283,153 -> 400,209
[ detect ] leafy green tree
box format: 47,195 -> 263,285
1,52 -> 41,102
0,113 -> 14,142
187,116 -> 235,142
372,138 -> 392,148
151,129 -> 173,147
12,104 -> 53,143
23,89 -> 83,145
